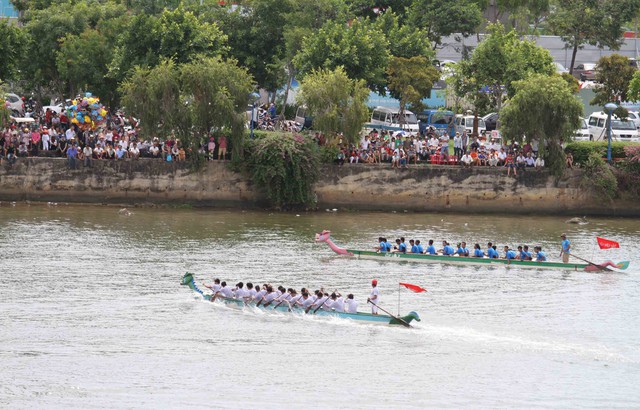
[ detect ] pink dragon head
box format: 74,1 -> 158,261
315,230 -> 331,243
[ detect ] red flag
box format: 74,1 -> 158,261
399,282 -> 427,293
597,237 -> 620,249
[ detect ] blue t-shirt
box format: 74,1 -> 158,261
537,251 -> 547,261
398,243 -> 407,253
521,251 -> 532,259
473,248 -> 484,257
416,245 -> 424,254
487,248 -> 498,258
411,245 -> 419,253
443,245 -> 455,255
562,239 -> 571,253
426,245 -> 436,255
506,250 -> 517,260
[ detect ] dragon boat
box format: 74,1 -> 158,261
315,230 -> 629,272
181,272 -> 421,327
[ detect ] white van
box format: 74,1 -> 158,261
587,112 -> 639,142
455,114 -> 486,135
368,106 -> 419,132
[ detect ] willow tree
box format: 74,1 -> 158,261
180,57 -> 254,162
296,67 -> 369,145
500,74 -> 583,177
120,57 -> 254,162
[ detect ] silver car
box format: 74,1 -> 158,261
4,93 -> 24,116
626,110 -> 640,129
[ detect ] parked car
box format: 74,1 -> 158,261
42,102 -> 66,115
573,63 -> 597,81
554,62 -> 569,74
482,112 -> 499,131
626,110 -> 640,129
574,117 -> 590,141
455,114 -> 486,135
4,93 -> 24,116
587,111 -> 639,142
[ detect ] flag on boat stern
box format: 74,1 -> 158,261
399,282 -> 427,293
597,237 -> 620,249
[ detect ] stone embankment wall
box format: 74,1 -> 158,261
0,158 -> 638,215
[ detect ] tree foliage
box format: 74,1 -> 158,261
294,19 -> 389,93
246,132 -> 320,210
373,10 -> 434,59
119,57 -> 253,161
409,0 -> 483,48
387,56 -> 440,116
297,67 -> 370,145
0,20 -> 27,82
591,54 -> 636,106
500,74 -> 583,177
547,0 -> 640,74
461,23 -> 555,112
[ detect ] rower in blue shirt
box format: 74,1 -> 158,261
560,233 -> 571,263
535,246 -> 547,261
395,238 -> 407,253
415,240 -> 424,254
442,241 -> 455,256
376,237 -> 386,252
425,240 -> 436,255
486,242 -> 499,258
472,243 -> 484,257
384,238 -> 393,252
455,241 -> 470,257
521,245 -> 533,261
409,239 -> 419,254
504,246 -> 517,260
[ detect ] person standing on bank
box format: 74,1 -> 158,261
560,233 -> 571,263
367,279 -> 380,315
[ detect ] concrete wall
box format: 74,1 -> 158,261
0,158 -> 638,216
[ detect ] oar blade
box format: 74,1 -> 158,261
616,261 -> 630,270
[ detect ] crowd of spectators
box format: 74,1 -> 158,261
334,128 -> 547,175
0,110 -> 230,168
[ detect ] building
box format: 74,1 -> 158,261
0,0 -> 19,20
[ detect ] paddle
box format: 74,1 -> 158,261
272,294 -> 292,310
367,300 -> 412,328
312,295 -> 331,314
570,253 -> 614,272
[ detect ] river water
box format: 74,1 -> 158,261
1,204 -> 639,408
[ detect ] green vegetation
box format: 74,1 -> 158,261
500,74 -> 583,177
244,132 -> 320,210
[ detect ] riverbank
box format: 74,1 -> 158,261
1,158 -> 638,215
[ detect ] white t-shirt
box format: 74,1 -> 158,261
234,288 -> 246,299
289,294 -> 302,305
331,297 -> 345,312
254,289 -> 267,301
345,299 -> 358,314
65,128 -> 75,140
264,292 -> 278,304
461,154 -> 472,164
369,287 -> 380,303
219,286 -> 233,298
301,297 -> 314,308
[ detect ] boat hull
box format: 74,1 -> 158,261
346,249 -> 589,271
181,273 -> 419,326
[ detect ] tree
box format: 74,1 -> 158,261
465,23 -> 555,113
0,82 -> 11,126
627,71 -> 640,102
373,10 -> 434,59
297,67 -> 370,144
591,54 -> 636,105
110,7 -> 228,84
408,0 -> 483,49
294,19 -> 389,93
348,0 -> 414,19
500,74 -> 583,177
547,0 -> 640,75
0,21 -> 27,82
386,56 -> 440,120
120,58 -> 255,162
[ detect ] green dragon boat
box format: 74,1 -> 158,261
315,230 -> 629,272
181,272 -> 421,327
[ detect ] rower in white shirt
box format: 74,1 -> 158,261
299,292 -> 314,309
307,292 -> 329,313
253,285 -> 267,302
203,278 -> 221,294
218,282 -> 234,299
245,283 -> 257,301
345,294 -> 358,314
233,282 -> 246,299
288,290 -> 302,306
260,285 -> 279,307
329,293 -> 345,312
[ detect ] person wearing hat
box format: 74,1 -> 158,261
559,234 -> 571,263
367,279 -> 380,315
